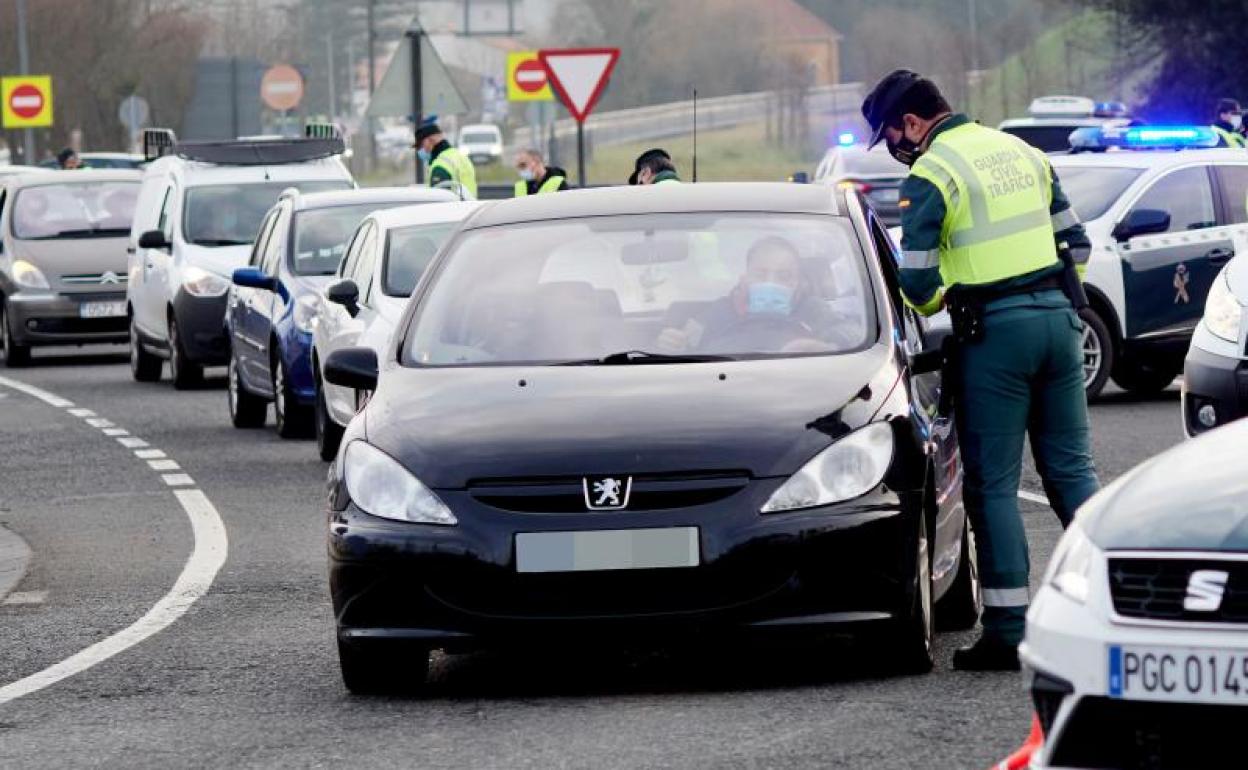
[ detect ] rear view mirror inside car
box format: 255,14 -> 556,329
620,238 -> 689,265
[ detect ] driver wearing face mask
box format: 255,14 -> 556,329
1211,98 -> 1246,148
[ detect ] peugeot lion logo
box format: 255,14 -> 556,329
583,476 -> 632,511
1184,569 -> 1229,612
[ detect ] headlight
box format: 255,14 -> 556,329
12,259 -> 50,290
182,266 -> 230,298
343,441 -> 457,525
1204,269 -> 1243,342
293,293 -> 319,333
761,422 -> 894,512
1044,523 -> 1100,604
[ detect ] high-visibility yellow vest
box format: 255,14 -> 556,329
910,122 -> 1058,291
513,174 -> 565,196
1212,125 -> 1246,148
430,146 -> 478,198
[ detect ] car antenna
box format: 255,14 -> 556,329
692,87 -> 698,183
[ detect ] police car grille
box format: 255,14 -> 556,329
1050,696 -> 1245,769
62,272 -> 127,285
467,471 -> 750,513
1108,557 -> 1248,624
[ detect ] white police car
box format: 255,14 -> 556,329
1182,252 -> 1247,435
1049,126 -> 1248,398
1020,417 -> 1248,769
1000,96 -> 1130,154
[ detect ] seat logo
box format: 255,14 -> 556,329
583,476 -> 631,510
1184,569 -> 1229,612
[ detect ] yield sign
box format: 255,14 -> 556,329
537,48 -> 620,123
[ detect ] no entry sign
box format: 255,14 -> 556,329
506,51 -> 552,102
261,65 -> 304,112
2,76 -> 53,129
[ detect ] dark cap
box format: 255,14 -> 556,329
628,147 -> 672,185
1217,98 -> 1241,116
861,69 -> 924,148
414,116 -> 442,144
56,147 -> 77,165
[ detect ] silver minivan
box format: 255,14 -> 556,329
0,169 -> 141,366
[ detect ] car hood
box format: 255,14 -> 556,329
1082,420 -> 1248,551
364,344 -> 897,489
13,236 -> 129,288
181,243 -> 252,278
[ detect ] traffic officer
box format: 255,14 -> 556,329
414,118 -> 478,198
629,148 -> 680,185
56,147 -> 82,169
862,70 -> 1100,671
1211,98 -> 1245,148
513,148 -> 569,196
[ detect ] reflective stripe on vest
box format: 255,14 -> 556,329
910,123 -> 1058,286
1212,125 -> 1246,148
430,147 -> 478,198
514,174 -> 565,197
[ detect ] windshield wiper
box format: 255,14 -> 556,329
25,227 -> 128,239
191,238 -> 251,247
552,350 -> 735,366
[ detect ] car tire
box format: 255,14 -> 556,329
337,637 -> 430,696
315,371 -> 344,461
875,513 -> 934,674
227,354 -> 266,429
273,351 -> 313,439
130,316 -> 163,382
168,316 -> 203,390
1078,307 -> 1113,401
935,518 -> 981,632
0,299 -> 31,368
1111,358 -> 1177,396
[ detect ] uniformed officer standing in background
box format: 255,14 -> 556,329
1211,98 -> 1246,148
862,70 -> 1100,671
414,119 -> 478,198
629,148 -> 681,185
513,149 -> 570,196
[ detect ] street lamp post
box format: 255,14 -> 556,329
16,0 -> 36,164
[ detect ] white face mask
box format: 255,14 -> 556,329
1231,114 -> 1243,130
517,168 -> 535,182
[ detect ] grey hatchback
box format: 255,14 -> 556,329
0,169 -> 141,365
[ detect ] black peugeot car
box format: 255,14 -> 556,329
323,183 -> 978,693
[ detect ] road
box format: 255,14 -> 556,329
0,346 -> 1184,769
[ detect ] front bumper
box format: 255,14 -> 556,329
1181,338 -> 1248,437
171,290 -> 230,366
5,291 -> 128,346
1022,581 -> 1248,769
329,485 -> 920,649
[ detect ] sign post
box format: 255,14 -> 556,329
537,48 -> 620,186
118,95 -> 150,151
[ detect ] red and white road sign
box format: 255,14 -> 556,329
537,48 -> 620,123
515,59 -> 548,93
261,64 -> 304,112
9,84 -> 43,119
1,75 -> 53,128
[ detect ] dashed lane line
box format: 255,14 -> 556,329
0,374 -> 229,708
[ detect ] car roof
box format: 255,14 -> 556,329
80,152 -> 143,160
289,186 -> 456,212
371,200 -> 485,230
0,165 -> 52,177
6,168 -> 142,188
466,183 -> 842,230
1050,147 -> 1248,170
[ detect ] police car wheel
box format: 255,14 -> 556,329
1111,358 -> 1177,396
935,516 -> 981,632
1078,308 -> 1113,400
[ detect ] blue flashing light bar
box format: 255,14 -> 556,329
1069,125 -> 1219,151
837,131 -> 856,147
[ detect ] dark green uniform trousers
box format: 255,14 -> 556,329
954,290 -> 1100,645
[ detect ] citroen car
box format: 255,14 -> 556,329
321,183 -> 979,693
1020,418 -> 1248,769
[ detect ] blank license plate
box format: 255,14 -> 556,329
515,527 -> 700,573
1109,644 -> 1248,704
79,301 -> 126,318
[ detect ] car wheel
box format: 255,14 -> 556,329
273,351 -> 313,439
935,517 -> 981,632
1078,307 -> 1113,401
876,513 -> 934,674
0,299 -> 31,368
315,372 -> 344,461
337,637 -> 430,696
168,316 -> 203,390
1111,358 -> 1177,396
228,354 -> 267,428
130,316 -> 163,382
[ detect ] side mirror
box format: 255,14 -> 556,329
324,346 -> 378,391
326,278 -> 360,318
1112,208 -> 1170,242
789,171 -> 809,184
909,312 -> 953,375
138,229 -> 170,251
231,266 -> 277,291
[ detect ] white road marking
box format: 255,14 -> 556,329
0,377 -> 229,708
103,428 -> 129,437
1018,490 -> 1050,505
68,408 -> 95,418
85,418 -> 114,429
2,590 -> 47,606
162,473 -> 194,487
148,459 -> 180,471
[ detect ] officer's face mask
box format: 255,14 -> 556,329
517,167 -> 535,182
747,282 -> 795,316
1231,114 -> 1243,130
417,147 -> 432,164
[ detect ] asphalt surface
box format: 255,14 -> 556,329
0,345 -> 1185,769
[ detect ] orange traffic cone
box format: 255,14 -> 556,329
990,714 -> 1044,770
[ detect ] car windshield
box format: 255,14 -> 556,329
382,222 -> 459,297
293,202 -> 407,276
11,181 -> 139,239
1054,166 -> 1143,221
462,132 -> 497,144
840,148 -> 907,177
404,213 -> 876,366
183,181 -> 349,247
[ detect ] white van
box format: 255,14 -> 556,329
457,123 -> 503,165
126,129 -> 354,388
